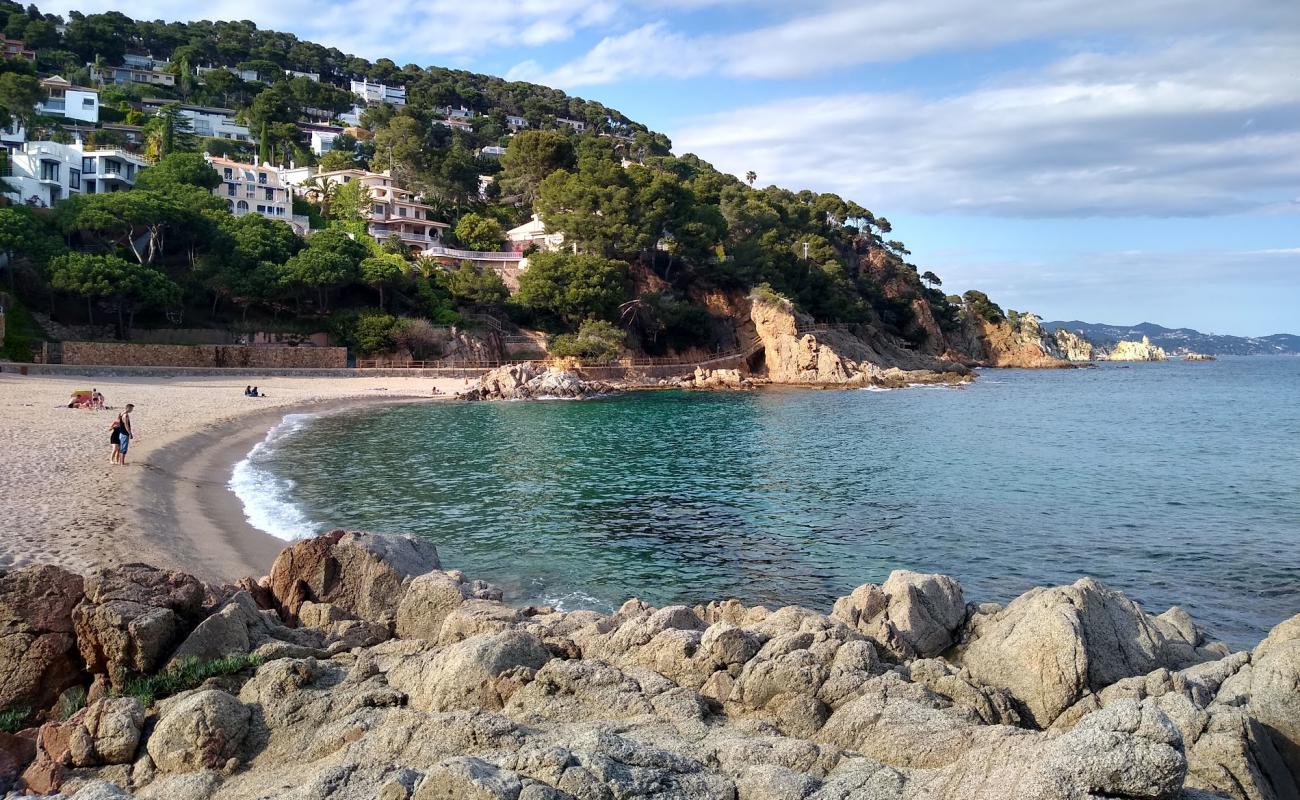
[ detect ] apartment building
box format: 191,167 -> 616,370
141,100 -> 252,142
91,55 -> 175,88
349,80 -> 405,106
2,139 -> 150,207
283,168 -> 447,250
206,156 -> 308,234
37,76 -> 99,124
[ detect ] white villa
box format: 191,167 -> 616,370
282,168 -> 446,250
350,80 -> 405,106
506,114 -> 528,131
141,100 -> 252,143
556,117 -> 586,133
3,139 -> 149,207
206,156 -> 309,234
506,214 -> 566,254
91,54 -> 175,88
37,76 -> 98,124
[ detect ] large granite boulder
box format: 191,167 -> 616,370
67,697 -> 145,767
146,689 -> 250,773
268,530 -> 441,629
72,564 -> 206,689
167,591 -> 326,666
831,570 -> 966,659
957,578 -> 1224,727
0,565 -> 86,713
387,630 -> 551,713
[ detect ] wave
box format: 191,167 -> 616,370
540,589 -> 615,613
228,413 -> 322,542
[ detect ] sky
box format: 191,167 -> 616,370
48,0 -> 1300,335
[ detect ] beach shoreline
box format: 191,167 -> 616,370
0,372 -> 470,581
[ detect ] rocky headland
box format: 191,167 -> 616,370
951,312 -> 1094,369
1107,337 -> 1170,362
1,530 -> 1296,800
458,363 -> 616,401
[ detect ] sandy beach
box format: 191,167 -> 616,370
0,371 -> 470,582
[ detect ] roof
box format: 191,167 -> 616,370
142,99 -> 237,115
42,75 -> 97,92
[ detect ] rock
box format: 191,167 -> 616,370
1184,353 -> 1216,361
438,600 -> 524,645
414,756 -> 524,800
958,310 -> 1075,368
146,689 -> 249,773
460,363 -> 612,401
1052,328 -> 1095,362
68,698 -> 144,767
69,780 -> 133,799
168,591 -> 323,667
267,530 -> 441,628
0,564 -> 86,713
388,630 -> 551,712
685,367 -> 752,390
0,731 -> 36,793
1215,613 -> 1300,794
72,564 -> 207,689
1107,336 -> 1169,361
395,572 -> 469,641
831,571 -> 965,659
958,577 -> 1221,727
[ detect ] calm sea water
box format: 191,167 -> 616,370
232,357 -> 1300,647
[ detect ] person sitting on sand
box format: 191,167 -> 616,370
244,385 -> 253,396
91,389 -> 104,409
251,386 -> 261,397
109,404 -> 133,464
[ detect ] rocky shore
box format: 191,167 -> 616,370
1,530 -> 1295,800
1107,336 -> 1170,361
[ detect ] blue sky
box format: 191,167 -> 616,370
55,0 -> 1300,335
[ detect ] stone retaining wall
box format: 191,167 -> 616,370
60,341 -> 347,369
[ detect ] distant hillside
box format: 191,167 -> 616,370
1043,321 -> 1300,356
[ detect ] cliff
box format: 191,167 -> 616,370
1,530 -> 1296,800
950,311 -> 1087,368
1107,336 -> 1169,361
748,296 -> 969,387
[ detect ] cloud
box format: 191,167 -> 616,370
518,0 -> 1300,85
670,34 -> 1300,218
39,0 -> 612,60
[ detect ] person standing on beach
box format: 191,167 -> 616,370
110,404 -> 133,465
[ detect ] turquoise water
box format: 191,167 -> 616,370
235,357 -> 1300,647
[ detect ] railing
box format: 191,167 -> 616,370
421,244 -> 523,262
355,337 -> 765,372
795,321 -> 860,335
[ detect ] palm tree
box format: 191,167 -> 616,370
745,171 -> 756,187
413,254 -> 441,280
299,176 -> 338,219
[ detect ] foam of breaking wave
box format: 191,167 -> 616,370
228,413 -> 322,541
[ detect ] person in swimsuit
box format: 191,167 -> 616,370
110,404 -> 134,464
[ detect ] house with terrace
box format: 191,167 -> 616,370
141,100 -> 252,144
206,156 -> 309,235
282,168 -> 447,250
350,80 -> 405,107
37,77 -> 98,124
3,139 -> 150,207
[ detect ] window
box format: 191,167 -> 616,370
372,203 -> 384,216
227,183 -> 237,196
69,168 -> 80,190
258,172 -> 267,184
263,187 -> 274,201
223,167 -> 233,179
256,204 -> 265,214
39,160 -> 58,181
398,207 -> 406,217
276,207 -> 286,216
236,200 -> 249,212
82,98 -> 94,109
82,157 -> 94,174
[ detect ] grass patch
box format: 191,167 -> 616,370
0,706 -> 31,733
56,686 -> 87,721
118,653 -> 263,707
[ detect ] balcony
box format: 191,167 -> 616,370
421,244 -> 523,262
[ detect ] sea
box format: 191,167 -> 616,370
230,356 -> 1300,648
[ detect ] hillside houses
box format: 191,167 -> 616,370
141,100 -> 252,143
350,79 -> 405,106
3,139 -> 150,207
282,167 -> 447,250
206,156 -> 309,234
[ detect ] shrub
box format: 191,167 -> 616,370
353,311 -> 400,356
56,686 -> 86,721
118,654 -> 263,707
548,319 -> 625,363
393,317 -> 444,359
749,283 -> 791,308
0,706 -> 31,733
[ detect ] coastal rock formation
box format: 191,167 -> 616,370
1108,336 -> 1169,361
0,565 -> 85,714
679,367 -> 753,390
0,531 -> 1294,800
955,311 -> 1083,368
749,296 -> 969,387
1185,352 -> 1217,361
459,363 -> 613,401
1053,327 -> 1095,361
